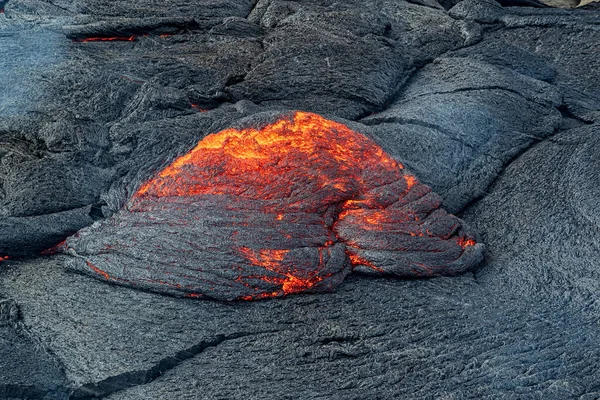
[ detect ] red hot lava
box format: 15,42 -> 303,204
67,111 -> 483,300
73,36 -> 136,43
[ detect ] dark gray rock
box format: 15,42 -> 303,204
0,0 -> 599,398
0,296 -> 69,400
360,55 -> 562,213
463,123 -> 600,308
451,0 -> 600,120
0,206 -> 94,256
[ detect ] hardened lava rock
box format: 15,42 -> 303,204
64,112 -> 484,300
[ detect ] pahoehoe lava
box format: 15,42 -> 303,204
63,111 -> 484,301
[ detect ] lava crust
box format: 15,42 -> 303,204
64,111 -> 484,300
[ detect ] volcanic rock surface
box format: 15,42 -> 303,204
64,111 -> 482,300
1,0 -> 599,399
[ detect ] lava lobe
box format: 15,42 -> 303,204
64,111 -> 484,300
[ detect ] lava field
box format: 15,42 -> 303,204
1,0 -> 599,398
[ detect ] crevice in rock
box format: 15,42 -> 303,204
0,384 -> 58,400
0,298 -> 20,328
69,332 -> 256,399
457,101 -> 585,218
225,73 -> 247,87
362,116 -> 506,162
404,0 -> 445,11
88,203 -> 105,221
0,0 -> 8,14
66,19 -> 202,42
497,0 -> 551,7
359,26 -> 486,121
389,85 -> 559,110
246,0 -> 261,19
46,0 -> 75,15
557,103 -> 595,125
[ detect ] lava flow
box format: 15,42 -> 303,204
64,111 -> 484,301
73,36 -> 136,43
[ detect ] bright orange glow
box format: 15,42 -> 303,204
405,175 -> 417,190
347,252 -> 384,273
234,246 -> 332,297
114,111 -> 479,300
133,111 -> 404,204
41,240 -> 67,255
458,237 -> 476,249
190,104 -> 209,112
185,293 -> 205,298
86,261 -> 110,281
0,255 -> 9,262
237,247 -> 289,272
74,36 -> 136,43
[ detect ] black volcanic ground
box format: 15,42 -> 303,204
1,0 -> 600,399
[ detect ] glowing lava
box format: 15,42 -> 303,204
65,111 -> 483,301
74,36 -> 136,43
190,104 -> 210,112
134,112 -> 404,204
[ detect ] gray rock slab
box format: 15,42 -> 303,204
451,0 -> 600,120
360,55 -> 562,213
0,297 -> 69,400
464,123 -> 600,310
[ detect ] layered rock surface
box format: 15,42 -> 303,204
1,0 -> 599,398
64,111 -> 482,300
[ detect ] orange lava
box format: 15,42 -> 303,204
41,240 -> 67,255
347,252 -> 384,273
86,261 -> 110,281
74,36 -> 136,42
114,111 -> 480,300
234,246 -> 332,298
458,237 -> 476,249
130,111 -> 413,298
134,111 -> 404,205
0,255 -> 9,262
190,104 -> 209,112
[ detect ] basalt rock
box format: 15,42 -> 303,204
1,0 -> 600,398
64,111 -> 483,300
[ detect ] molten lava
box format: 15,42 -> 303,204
190,104 -> 209,112
74,36 -> 136,43
134,112 -> 404,203
65,111 -> 483,301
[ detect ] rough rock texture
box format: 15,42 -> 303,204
0,297 -> 69,400
64,111 -> 483,300
1,0 -> 600,398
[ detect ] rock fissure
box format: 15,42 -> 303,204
458,101 -> 587,218
393,85 -> 559,109
69,332 -> 256,400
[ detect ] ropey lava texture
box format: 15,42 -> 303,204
63,111 -> 484,301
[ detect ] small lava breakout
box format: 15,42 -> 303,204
63,111 -> 484,301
